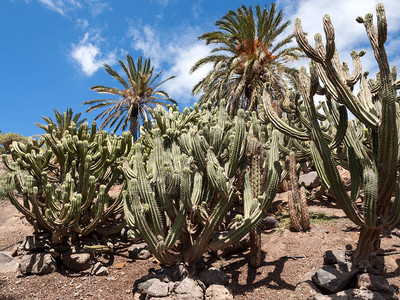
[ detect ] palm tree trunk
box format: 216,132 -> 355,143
129,103 -> 139,140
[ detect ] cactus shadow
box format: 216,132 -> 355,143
384,257 -> 400,279
221,253 -> 296,294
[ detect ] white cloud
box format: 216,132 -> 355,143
36,0 -> 108,16
278,0 -> 400,75
192,0 -> 203,19
86,0 -> 110,16
128,25 -> 166,68
162,44 -> 212,101
37,0 -> 82,15
71,32 -> 116,76
127,24 -> 212,104
76,18 -> 89,30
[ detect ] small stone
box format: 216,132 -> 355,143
61,250 -> 91,271
323,250 -> 350,265
299,172 -> 320,189
198,267 -> 229,287
146,280 -> 169,297
205,284 -> 233,300
174,277 -> 204,300
314,288 -> 385,300
357,273 -> 396,295
137,278 -> 162,294
92,262 -> 108,276
19,252 -> 57,275
106,276 -> 116,281
128,243 -> 152,260
260,216 -> 278,230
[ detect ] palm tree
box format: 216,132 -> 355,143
83,55 -> 176,140
191,3 -> 302,116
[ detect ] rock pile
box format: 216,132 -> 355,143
0,234 -> 153,276
292,247 -> 398,299
133,265 -> 233,300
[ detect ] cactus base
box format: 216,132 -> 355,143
353,226 -> 382,271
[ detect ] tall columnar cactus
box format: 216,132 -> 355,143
287,151 -> 310,232
282,3 -> 400,269
4,119 -> 132,244
123,102 -> 281,270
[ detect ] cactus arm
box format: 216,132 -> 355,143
180,167 -> 192,211
123,190 -> 136,231
207,157 -> 228,199
329,105 -> 348,149
190,171 -> 203,207
81,188 -> 106,235
164,204 -> 185,249
294,18 -> 324,63
262,130 -> 282,207
214,131 -> 281,247
45,184 -> 61,212
262,91 -> 310,141
29,186 -> 54,231
348,147 -> 362,202
136,148 -> 164,237
5,175 -> 36,222
2,154 -> 17,171
300,68 -> 364,226
129,178 -> 177,265
363,161 -> 378,228
363,6 -> 398,211
387,189 -> 400,227
156,177 -> 176,221
227,110 -> 246,177
209,210 -> 263,251
243,172 -> 254,219
188,191 -> 233,263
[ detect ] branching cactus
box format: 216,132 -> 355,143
3,119 -> 132,244
123,102 -> 281,271
289,3 -> 400,269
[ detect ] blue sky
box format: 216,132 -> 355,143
1,0 -> 400,137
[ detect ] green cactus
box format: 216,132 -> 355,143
4,115 -> 132,244
266,3 -> 400,270
287,151 -> 310,232
123,102 -> 281,270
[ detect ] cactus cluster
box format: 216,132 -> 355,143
265,3 -> 400,269
123,101 -> 282,269
3,118 -> 132,244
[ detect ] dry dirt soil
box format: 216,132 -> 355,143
0,174 -> 399,299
